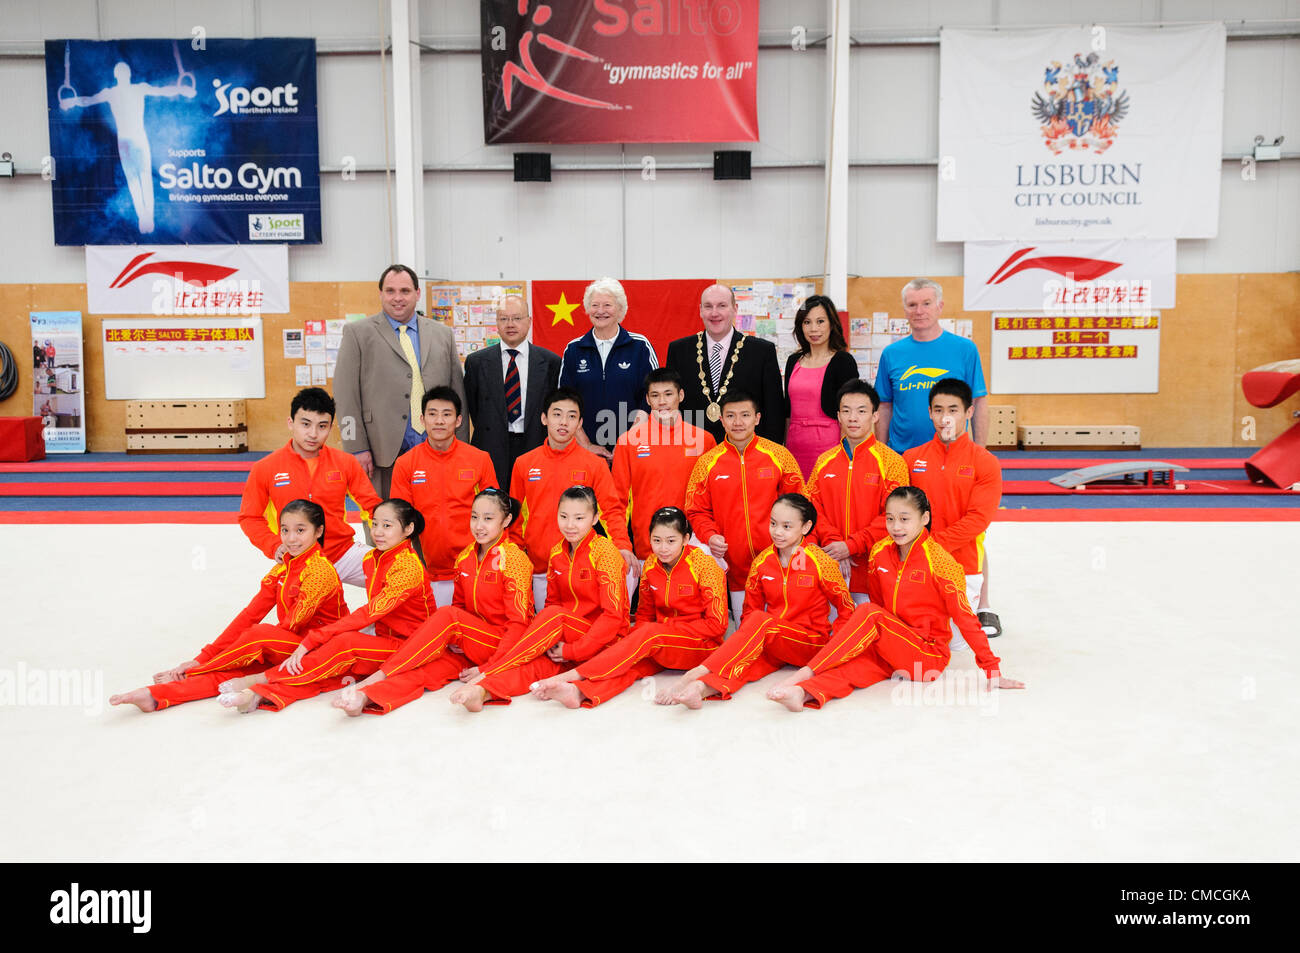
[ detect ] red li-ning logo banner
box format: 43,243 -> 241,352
481,0 -> 759,144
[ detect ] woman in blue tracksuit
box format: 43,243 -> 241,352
558,276 -> 659,459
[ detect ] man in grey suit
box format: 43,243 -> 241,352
464,294 -> 561,489
334,264 -> 468,499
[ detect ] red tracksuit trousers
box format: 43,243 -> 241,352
572,620 -> 721,707
798,603 -> 950,708
700,611 -> 831,699
148,623 -> 301,710
362,606 -> 504,714
252,631 -> 402,710
476,607 -> 597,704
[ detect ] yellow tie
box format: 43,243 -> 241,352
398,324 -> 425,434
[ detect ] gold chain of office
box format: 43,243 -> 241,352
696,331 -> 746,422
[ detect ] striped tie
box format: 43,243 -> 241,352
505,348 -> 522,423
397,324 -> 425,434
710,341 -> 724,393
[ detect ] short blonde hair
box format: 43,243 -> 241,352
583,277 -> 628,318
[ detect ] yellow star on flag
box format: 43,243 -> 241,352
547,291 -> 580,326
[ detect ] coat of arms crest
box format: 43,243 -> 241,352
1031,52 -> 1130,154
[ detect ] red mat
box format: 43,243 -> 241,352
0,461 -> 253,473
0,481 -> 246,497
995,508 -> 1300,522
0,512 -> 367,524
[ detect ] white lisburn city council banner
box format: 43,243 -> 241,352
964,239 -> 1176,310
938,24 -> 1225,241
85,244 -> 288,315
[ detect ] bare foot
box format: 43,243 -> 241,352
449,685 -> 487,712
663,666 -> 704,702
218,689 -> 261,713
217,672 -> 267,693
530,669 -> 580,699
109,688 -> 157,712
766,685 -> 808,712
332,683 -> 368,717
542,681 -> 583,709
654,685 -> 680,705
672,679 -> 712,710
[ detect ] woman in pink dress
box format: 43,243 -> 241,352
782,295 -> 860,478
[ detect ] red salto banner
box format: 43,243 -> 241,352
531,279 -> 713,359
481,0 -> 759,144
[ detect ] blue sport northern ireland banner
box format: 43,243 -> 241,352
46,38 -> 320,245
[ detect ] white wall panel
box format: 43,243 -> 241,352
0,0 -> 1295,287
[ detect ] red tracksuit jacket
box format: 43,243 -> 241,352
742,542 -> 855,635
239,442 -> 382,564
449,537 -> 536,648
807,434 -> 908,593
684,435 -> 804,590
636,545 -> 729,633
493,529 -> 630,664
903,433 -> 1002,575
509,439 -> 631,573
612,416 -> 716,559
195,543 -> 347,665
865,530 -> 1001,677
390,438 -> 497,580
301,539 -> 434,649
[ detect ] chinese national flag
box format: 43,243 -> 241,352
530,279 -> 714,363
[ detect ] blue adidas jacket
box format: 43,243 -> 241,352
558,326 -> 659,450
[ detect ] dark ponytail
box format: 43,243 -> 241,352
475,487 -> 520,527
773,492 -> 817,531
377,497 -> 426,565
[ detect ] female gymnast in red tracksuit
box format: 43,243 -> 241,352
449,485 -> 630,711
109,499 -> 347,713
531,506 -> 729,709
766,485 -> 1024,710
333,488 -> 535,716
219,498 -> 436,712
666,493 -> 856,708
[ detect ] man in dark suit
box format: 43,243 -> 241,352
666,283 -> 786,445
464,294 -> 561,489
334,264 -> 467,500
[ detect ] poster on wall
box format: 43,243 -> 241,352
937,24 -> 1225,240
963,239 -> 1176,311
480,0 -> 759,143
102,319 -> 264,399
45,38 -> 320,245
30,311 -> 87,453
85,244 -> 289,314
991,313 -> 1161,394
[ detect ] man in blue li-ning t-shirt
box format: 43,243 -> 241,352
873,278 -> 988,453
873,278 -> 1003,642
